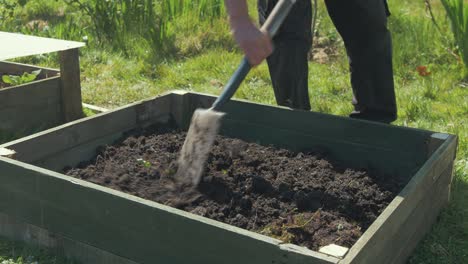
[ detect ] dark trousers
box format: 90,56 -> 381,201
258,0 -> 397,120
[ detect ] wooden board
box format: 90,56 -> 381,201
0,58 -> 84,142
0,31 -> 84,60
0,93 -> 173,169
59,48 -> 83,122
0,76 -> 62,138
0,212 -> 139,264
340,134 -> 457,264
0,61 -> 59,78
185,92 -> 432,178
0,61 -> 63,141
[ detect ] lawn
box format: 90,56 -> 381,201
0,0 -> 466,263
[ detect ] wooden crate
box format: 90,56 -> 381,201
0,91 -> 458,264
0,56 -> 83,142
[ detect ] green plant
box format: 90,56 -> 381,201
440,0 -> 468,77
0,0 -> 18,28
1,70 -> 41,87
163,0 -> 223,20
61,0 -> 225,56
62,0 -> 160,51
0,236 -> 77,264
137,158 -> 152,168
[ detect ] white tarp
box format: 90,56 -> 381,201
0,31 -> 85,60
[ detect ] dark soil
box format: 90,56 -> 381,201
0,79 -> 9,89
65,125 -> 406,251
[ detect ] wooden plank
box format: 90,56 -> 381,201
0,102 -> 61,129
135,93 -> 173,127
59,48 -> 83,122
187,93 -> 432,155
36,95 -> 174,170
340,135 -> 457,264
0,213 -> 138,264
170,90 -> 191,129
82,103 -> 109,113
0,157 -> 338,264
389,163 -> 453,264
221,118 -> 419,178
0,77 -> 61,109
365,161 -> 453,264
1,92 -> 174,166
35,132 -> 126,171
0,64 -> 63,138
0,31 -> 85,61
0,94 -> 61,113
0,60 -> 59,78
0,105 -> 137,164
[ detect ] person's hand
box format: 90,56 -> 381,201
230,17 -> 273,66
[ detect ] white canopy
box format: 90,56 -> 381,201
0,31 -> 85,60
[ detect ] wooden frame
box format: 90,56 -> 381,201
0,91 -> 458,264
0,49 -> 83,142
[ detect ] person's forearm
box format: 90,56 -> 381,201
224,0 -> 250,24
224,0 -> 272,66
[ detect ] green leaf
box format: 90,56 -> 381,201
31,69 -> 42,76
21,72 -> 37,83
11,75 -> 22,85
1,75 -> 13,84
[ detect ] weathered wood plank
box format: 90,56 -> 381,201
170,90 -> 191,128
389,163 -> 453,264
82,103 -> 109,113
221,118 -> 419,178
35,132 -> 126,171
0,61 -> 59,78
0,71 -> 62,138
186,93 -> 432,154
366,161 -> 453,264
59,48 -> 83,122
1,93 -> 175,167
0,157 -> 338,264
135,93 -> 173,127
340,135 -> 457,264
0,77 -> 61,109
0,212 -> 139,264
1,106 -> 137,164
0,103 -> 62,130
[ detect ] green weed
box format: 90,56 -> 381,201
0,237 -> 77,264
441,0 -> 468,77
1,70 -> 41,87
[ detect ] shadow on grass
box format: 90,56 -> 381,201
409,165 -> 468,264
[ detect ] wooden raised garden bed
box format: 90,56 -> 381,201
0,59 -> 83,142
0,91 -> 458,264
0,32 -> 84,143
0,61 -> 60,140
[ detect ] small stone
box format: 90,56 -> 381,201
319,244 -> 349,258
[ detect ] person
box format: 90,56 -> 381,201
224,0 -> 397,123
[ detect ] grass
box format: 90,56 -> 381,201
0,0 -> 467,263
0,237 -> 76,264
